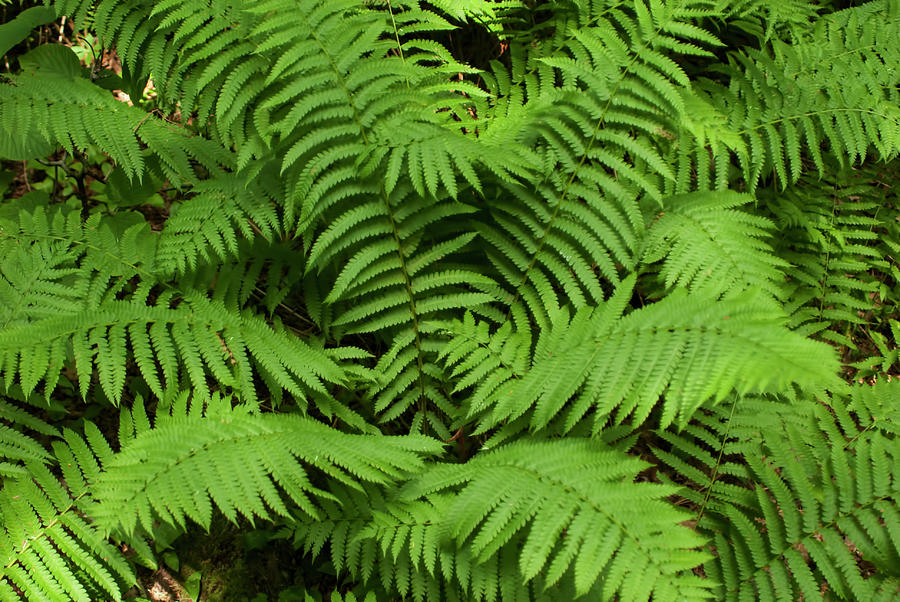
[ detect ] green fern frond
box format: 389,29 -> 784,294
0,201 -> 344,407
402,438 -> 712,599
0,56 -> 232,184
91,413 -> 443,534
0,401 -> 136,601
0,389 -> 58,474
156,171 -> 282,276
848,379 -> 900,438
655,386 -> 900,601
714,0 -> 823,42
761,161 -> 898,345
678,2 -> 900,192
459,277 -> 840,434
472,1 -> 723,324
641,190 -> 789,299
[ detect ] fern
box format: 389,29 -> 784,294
0,392 -> 136,600
92,411 -> 443,534
0,463 -> 135,600
445,276 -> 841,434
640,190 -> 789,299
0,200 -> 346,412
402,438 -> 712,600
1,0 -> 899,598
677,1 -> 900,192
0,45 -> 232,184
474,0 -> 724,326
653,384 -> 900,600
761,160 -> 900,350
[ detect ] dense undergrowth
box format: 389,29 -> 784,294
1,0 -> 899,600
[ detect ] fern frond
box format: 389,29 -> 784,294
655,386 -> 900,600
0,201 -> 344,408
91,413 -> 442,534
641,190 -> 788,299
472,1 -> 723,324
678,2 -> 900,192
762,161 -> 898,345
0,58 -> 232,184
156,171 -> 282,276
458,277 -> 841,433
402,438 -> 712,599
0,399 -> 136,601
0,389 -> 58,474
714,0 -> 823,42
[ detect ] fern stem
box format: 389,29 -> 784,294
694,393 -> 739,527
735,107 -> 897,136
386,0 -> 408,86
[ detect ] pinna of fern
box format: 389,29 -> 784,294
758,159 -> 900,351
0,387 -> 137,601
0,42 -> 232,185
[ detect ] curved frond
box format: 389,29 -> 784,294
456,277 -> 841,433
402,438 -> 712,599
91,413 -> 443,534
641,190 -> 788,299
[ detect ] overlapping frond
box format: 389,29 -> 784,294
677,0 -> 900,192
0,45 -> 232,184
641,190 -> 788,299
0,463 -> 135,600
91,412 -> 443,534
0,201 -> 344,408
473,0 -> 723,326
761,161 -> 899,346
2,0 -> 897,598
156,172 -> 282,276
653,384 -> 900,600
446,277 -> 841,434
291,481 -> 539,601
0,388 -> 58,476
714,0 -> 823,41
0,395 -> 135,601
402,438 -> 712,600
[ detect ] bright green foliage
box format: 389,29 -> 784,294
653,383 -> 900,600
93,411 -> 442,534
641,190 -> 789,299
0,45 -> 231,183
0,201 -> 346,411
445,279 -> 841,434
402,439 -> 711,599
0,462 -> 135,600
0,391 -> 136,601
1,0 -> 899,599
677,5 -> 900,192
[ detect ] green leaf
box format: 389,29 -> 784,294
0,6 -> 56,58
19,44 -> 83,79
